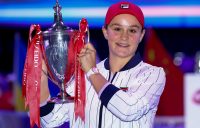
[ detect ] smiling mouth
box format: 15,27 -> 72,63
116,43 -> 129,47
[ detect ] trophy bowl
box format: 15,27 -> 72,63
42,28 -> 74,103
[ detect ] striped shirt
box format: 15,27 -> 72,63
40,53 -> 166,128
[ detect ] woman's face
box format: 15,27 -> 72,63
103,14 -> 145,60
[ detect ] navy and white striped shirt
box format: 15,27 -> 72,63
40,53 -> 166,128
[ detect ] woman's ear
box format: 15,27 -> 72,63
102,26 -> 108,40
139,29 -> 145,42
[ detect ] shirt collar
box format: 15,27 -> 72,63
104,52 -> 142,71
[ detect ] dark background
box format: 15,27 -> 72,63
1,26 -> 199,74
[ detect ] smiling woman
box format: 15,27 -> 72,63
0,1 -> 200,128
0,19 -> 199,128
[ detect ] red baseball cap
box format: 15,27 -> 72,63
105,1 -> 144,28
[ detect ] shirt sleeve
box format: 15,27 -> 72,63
98,82 -> 111,98
40,103 -> 71,128
100,67 -> 166,121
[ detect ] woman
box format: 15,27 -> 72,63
40,1 -> 166,128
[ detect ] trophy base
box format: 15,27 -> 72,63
48,96 -> 74,104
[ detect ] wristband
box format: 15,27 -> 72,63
86,67 -> 99,78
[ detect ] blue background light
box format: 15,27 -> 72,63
0,0 -> 200,27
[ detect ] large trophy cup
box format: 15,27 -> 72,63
42,0 -> 89,103
22,0 -> 89,127
42,0 -> 73,103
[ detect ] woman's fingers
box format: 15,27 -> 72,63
86,42 -> 95,51
78,43 -> 96,72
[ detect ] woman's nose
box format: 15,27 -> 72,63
121,30 -> 129,40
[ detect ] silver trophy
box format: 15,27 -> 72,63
42,0 -> 89,103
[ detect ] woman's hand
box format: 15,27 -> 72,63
78,43 -> 96,72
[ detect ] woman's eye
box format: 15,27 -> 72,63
113,27 -> 121,31
129,29 -> 136,33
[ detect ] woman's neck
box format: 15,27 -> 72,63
109,55 -> 133,73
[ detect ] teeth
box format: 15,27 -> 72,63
117,43 -> 128,47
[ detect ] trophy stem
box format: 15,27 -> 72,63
61,82 -> 67,102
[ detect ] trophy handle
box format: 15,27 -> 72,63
86,25 -> 90,43
79,18 -> 90,44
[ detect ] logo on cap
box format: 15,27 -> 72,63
120,4 -> 129,9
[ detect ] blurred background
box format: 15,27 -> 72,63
0,0 -> 200,128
